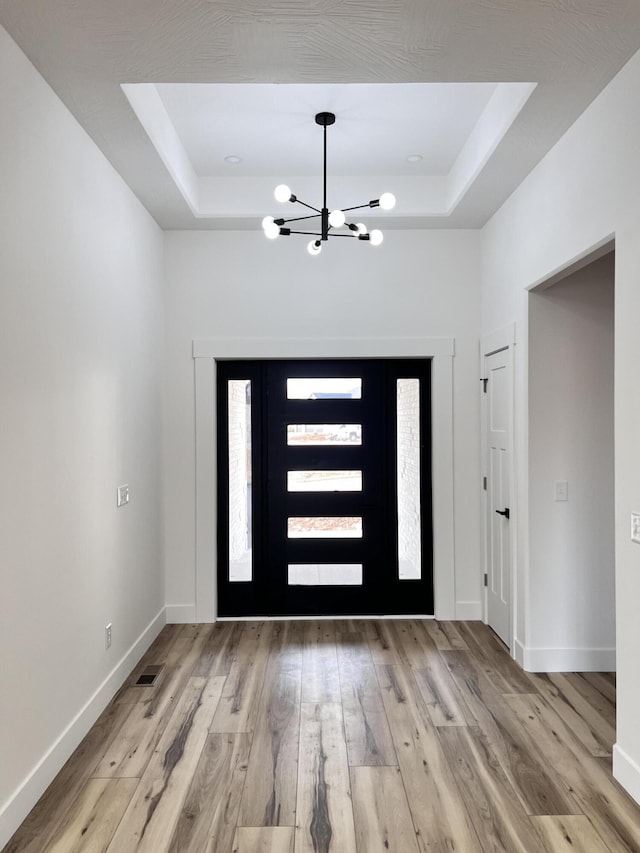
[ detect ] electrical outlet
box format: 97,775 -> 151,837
631,513 -> 640,544
105,623 -> 112,649
117,484 -> 129,507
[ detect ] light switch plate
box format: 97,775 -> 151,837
117,484 -> 130,507
555,480 -> 569,502
631,512 -> 640,544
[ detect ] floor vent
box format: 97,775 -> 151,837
134,665 -> 163,686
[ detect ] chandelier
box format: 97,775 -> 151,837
262,112 -> 396,255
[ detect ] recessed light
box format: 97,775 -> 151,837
407,154 -> 423,163
224,155 -> 242,164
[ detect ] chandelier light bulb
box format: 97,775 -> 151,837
355,222 -> 367,235
328,209 -> 346,228
379,192 -> 396,211
370,229 -> 384,246
307,240 -> 322,256
274,184 -> 291,203
264,222 -> 280,239
262,216 -> 275,231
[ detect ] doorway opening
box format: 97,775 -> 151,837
216,359 -> 433,618
527,247 -> 615,672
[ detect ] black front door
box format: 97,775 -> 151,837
217,359 -> 432,617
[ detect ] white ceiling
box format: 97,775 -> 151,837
2,1 -> 640,230
153,82 -> 499,176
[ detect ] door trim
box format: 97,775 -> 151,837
194,336 -> 455,622
480,323 -> 516,653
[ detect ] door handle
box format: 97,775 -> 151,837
495,508 -> 510,519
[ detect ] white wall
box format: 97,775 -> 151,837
482,47 -> 640,802
0,27 -> 165,845
163,230 -> 482,620
529,254 -> 615,667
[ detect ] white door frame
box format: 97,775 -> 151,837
193,336 -> 456,622
481,323 -> 516,653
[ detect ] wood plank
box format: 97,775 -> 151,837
232,827 -> 294,853
506,692 -> 640,852
301,620 -> 341,703
389,619 -> 438,668
295,703 -> 357,853
531,816 -> 612,853
422,620 -> 468,650
210,622 -> 273,733
333,619 -> 369,634
440,650 -> 580,816
43,778 -> 138,853
351,766 -> 420,853
564,672 -> 616,729
3,699 -> 136,853
580,671 -> 617,705
238,622 -> 302,826
192,620 -> 244,678
336,633 -> 397,766
456,622 -> 535,694
437,726 -> 548,853
167,733 -> 251,853
93,631 -> 213,778
179,624 -> 205,639
376,664 -> 478,852
105,676 -> 226,853
526,671 -> 615,756
365,620 -> 402,664
413,659 -> 475,726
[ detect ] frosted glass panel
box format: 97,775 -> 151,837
287,470 -> 363,492
228,380 -> 252,582
288,517 -> 363,538
287,424 -> 362,445
397,378 -> 422,579
288,564 -> 363,585
286,378 -> 362,399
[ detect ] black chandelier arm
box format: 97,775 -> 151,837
289,198 -> 322,214
277,212 -> 322,225
340,201 -> 379,214
280,229 -> 360,239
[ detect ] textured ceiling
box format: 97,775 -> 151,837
2,0 -> 640,229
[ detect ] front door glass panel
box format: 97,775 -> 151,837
227,379 -> 252,582
287,470 -> 363,492
286,377 -> 362,399
287,516 -> 363,538
397,378 -> 422,580
288,564 -> 363,585
287,424 -> 362,445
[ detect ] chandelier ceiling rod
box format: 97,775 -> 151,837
262,111 -> 396,255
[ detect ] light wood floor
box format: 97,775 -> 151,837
5,620 -> 640,853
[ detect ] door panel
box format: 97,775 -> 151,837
217,359 -> 432,617
485,348 -> 512,645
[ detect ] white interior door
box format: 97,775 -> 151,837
485,347 -> 512,646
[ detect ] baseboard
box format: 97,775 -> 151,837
165,603 -> 197,623
514,638 -> 526,669
519,644 -> 616,672
613,743 -> 640,806
0,607 -> 165,850
454,600 -> 482,620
